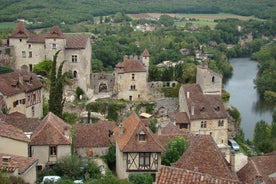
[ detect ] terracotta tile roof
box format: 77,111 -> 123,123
30,112 -> 72,145
10,22 -> 32,38
5,112 -> 41,132
0,70 -> 43,96
114,113 -> 165,153
64,34 -> 90,49
0,153 -> 38,174
142,48 -> 150,57
168,112 -> 189,124
10,23 -> 90,49
45,26 -> 64,38
115,58 -> 146,73
74,121 -> 116,148
181,84 -> 227,120
173,135 -> 238,181
237,153 -> 276,184
155,123 -> 192,147
157,166 -> 242,184
0,121 -> 30,142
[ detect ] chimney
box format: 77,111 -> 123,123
119,123 -> 124,136
157,123 -> 162,135
230,150 -> 235,172
186,91 -> 190,98
64,127 -> 70,139
2,156 -> 11,166
191,105 -> 195,116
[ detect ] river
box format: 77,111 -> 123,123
224,58 -> 275,140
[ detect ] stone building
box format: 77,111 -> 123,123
114,49 -> 151,101
7,22 -> 91,93
177,64 -> 228,146
196,63 -> 222,95
0,68 -> 43,118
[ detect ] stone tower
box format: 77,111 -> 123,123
196,63 -> 222,95
141,48 -> 150,80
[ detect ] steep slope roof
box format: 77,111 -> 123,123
0,153 -> 38,174
30,112 -> 71,145
0,70 -> 43,96
173,135 -> 238,181
114,113 -> 164,152
142,48 -> 150,57
45,25 -> 64,38
115,58 -> 146,73
10,22 -> 32,38
74,120 -> 116,148
237,152 -> 276,184
5,112 -> 41,133
0,121 -> 30,142
157,166 -> 241,184
180,84 -> 227,120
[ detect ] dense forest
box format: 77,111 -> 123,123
0,0 -> 275,28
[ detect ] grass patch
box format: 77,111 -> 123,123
0,22 -> 17,29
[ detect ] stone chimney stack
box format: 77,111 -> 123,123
119,123 -> 124,136
2,156 -> 11,166
191,105 -> 195,116
230,150 -> 235,172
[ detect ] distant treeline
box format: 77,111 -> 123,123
0,0 -> 275,28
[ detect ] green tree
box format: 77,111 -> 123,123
253,120 -> 273,153
48,50 -> 66,118
103,143 -> 116,171
0,66 -> 13,75
128,173 -> 153,184
76,86 -> 85,99
149,118 -> 157,133
0,171 -> 10,184
159,15 -> 174,27
33,60 -> 52,77
162,136 -> 188,165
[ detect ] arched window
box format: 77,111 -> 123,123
73,71 -> 78,78
212,76 -> 215,83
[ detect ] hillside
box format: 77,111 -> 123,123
0,0 -> 275,27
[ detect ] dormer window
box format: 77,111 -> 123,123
138,130 -> 146,141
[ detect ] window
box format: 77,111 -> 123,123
31,106 -> 35,117
22,51 -> 26,58
13,100 -> 19,107
50,146 -> 57,156
132,73 -> 135,80
180,124 -> 188,129
139,134 -> 146,141
29,64 -> 33,72
73,71 -> 78,78
28,44 -> 32,48
218,120 -> 224,127
201,121 -> 207,128
139,153 -> 150,168
129,96 -> 132,101
130,85 -> 136,90
52,43 -> 57,49
212,76 -> 215,83
29,51 -> 32,58
72,55 -> 78,63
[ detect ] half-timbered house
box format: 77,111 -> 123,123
113,113 -> 165,180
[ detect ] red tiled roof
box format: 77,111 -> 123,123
45,26 -> 64,38
173,135 -> 238,181
157,166 -> 241,184
10,23 -> 90,49
0,121 -> 30,142
5,112 -> 41,132
115,58 -> 146,73
64,34 -> 90,49
74,121 -> 116,148
10,22 -> 32,38
180,84 -> 227,120
142,48 -> 150,57
0,70 -> 43,96
237,153 -> 276,184
168,112 -> 189,124
0,153 -> 38,174
114,113 -> 165,153
30,112 -> 71,145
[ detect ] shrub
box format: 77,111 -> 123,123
128,173 -> 153,184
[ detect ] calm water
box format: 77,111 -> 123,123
224,58 -> 275,140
